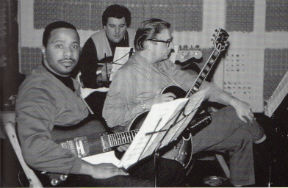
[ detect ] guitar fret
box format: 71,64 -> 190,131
107,134 -> 112,148
114,133 -> 118,146
122,132 -> 126,144
194,82 -> 201,89
112,134 -> 117,146
132,130 -> 137,138
110,134 -> 115,147
116,132 -> 121,145
119,132 -> 123,144
118,132 -> 123,144
128,132 -> 132,142
122,132 -> 127,144
198,75 -> 205,81
125,132 -> 130,143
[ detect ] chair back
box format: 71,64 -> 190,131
4,121 -> 43,188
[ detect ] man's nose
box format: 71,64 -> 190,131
64,47 -> 72,57
115,27 -> 120,34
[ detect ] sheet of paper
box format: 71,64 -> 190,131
265,70 -> 288,117
110,47 -> 132,81
82,151 -> 121,168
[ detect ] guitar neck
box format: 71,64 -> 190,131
102,129 -> 139,150
185,49 -> 221,97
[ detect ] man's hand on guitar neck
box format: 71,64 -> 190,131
79,161 -> 128,179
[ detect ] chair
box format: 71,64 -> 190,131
215,153 -> 230,178
186,152 -> 230,179
4,121 -> 43,188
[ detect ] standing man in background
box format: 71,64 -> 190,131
75,4 -> 135,118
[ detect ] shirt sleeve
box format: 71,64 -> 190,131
16,87 -> 82,174
163,60 -> 199,91
79,38 -> 99,88
164,60 -> 229,103
103,71 -> 146,128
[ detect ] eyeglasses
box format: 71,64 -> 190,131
147,38 -> 173,47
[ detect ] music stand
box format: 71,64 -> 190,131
119,92 -> 205,170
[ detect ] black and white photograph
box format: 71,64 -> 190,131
0,0 -> 287,187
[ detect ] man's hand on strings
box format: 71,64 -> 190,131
152,93 -> 176,104
230,98 -> 254,123
144,93 -> 176,110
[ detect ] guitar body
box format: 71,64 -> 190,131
127,111 -> 193,170
127,85 -> 203,170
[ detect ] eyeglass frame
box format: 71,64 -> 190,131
147,38 -> 173,47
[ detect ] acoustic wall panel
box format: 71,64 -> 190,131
90,1 -> 106,30
127,1 -> 145,29
223,48 -> 264,111
173,0 -> 203,31
226,0 -> 254,32
0,0 -> 8,67
63,3 -> 91,30
266,0 -> 288,31
20,47 -> 42,75
264,48 -> 288,100
34,0 -> 64,29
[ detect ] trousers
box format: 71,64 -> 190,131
36,157 -> 185,187
191,106 -> 263,185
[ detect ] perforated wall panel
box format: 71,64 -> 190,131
264,48 -> 288,100
20,47 -> 42,75
266,0 -> 288,31
226,0 -> 254,32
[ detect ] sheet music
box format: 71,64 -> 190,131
82,151 -> 121,168
265,70 -> 288,117
110,47 -> 132,81
119,92 -> 205,169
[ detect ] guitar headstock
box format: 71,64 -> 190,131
212,28 -> 229,53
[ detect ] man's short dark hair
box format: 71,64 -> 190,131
134,18 -> 171,51
102,4 -> 131,27
42,21 -> 78,47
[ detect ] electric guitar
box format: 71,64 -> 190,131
46,115 -> 211,186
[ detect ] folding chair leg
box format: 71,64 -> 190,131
215,154 -> 230,178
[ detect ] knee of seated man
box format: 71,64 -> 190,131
214,106 -> 247,127
230,128 -> 253,150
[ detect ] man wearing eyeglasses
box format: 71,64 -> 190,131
103,18 -> 266,186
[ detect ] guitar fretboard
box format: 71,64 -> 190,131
108,130 -> 139,147
186,49 -> 220,97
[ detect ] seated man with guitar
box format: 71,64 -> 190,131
103,18 -> 266,186
16,21 -> 155,187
